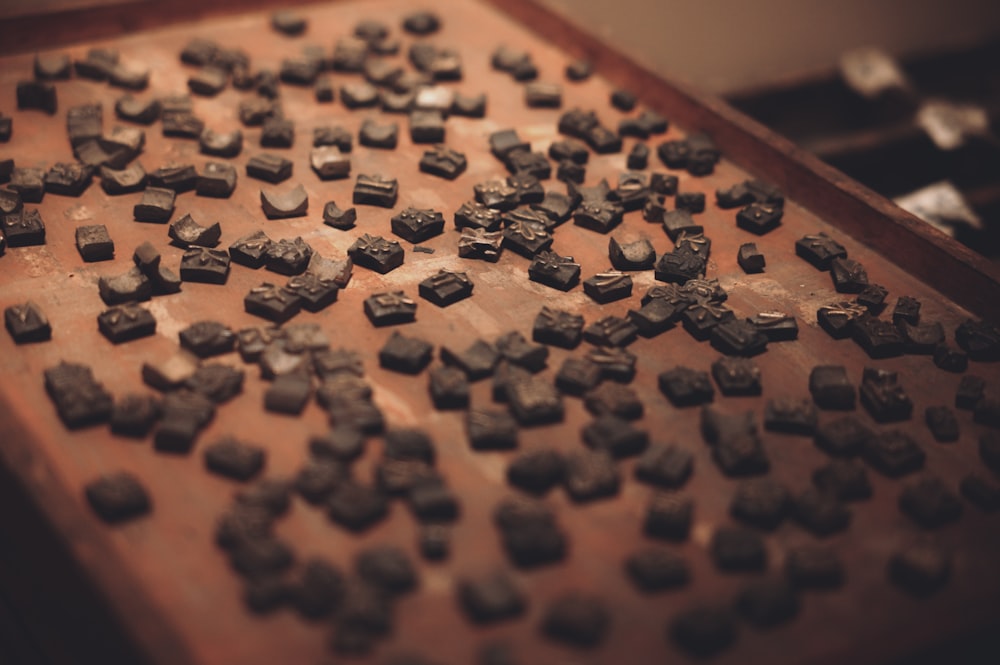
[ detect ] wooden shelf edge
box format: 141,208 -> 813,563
486,0 -> 1000,321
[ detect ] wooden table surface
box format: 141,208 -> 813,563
0,1 -> 999,664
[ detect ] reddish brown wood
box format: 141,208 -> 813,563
0,2 -> 997,665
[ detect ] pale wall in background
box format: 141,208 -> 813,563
538,0 -> 1000,93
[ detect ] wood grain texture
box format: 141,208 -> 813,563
0,2 -> 998,665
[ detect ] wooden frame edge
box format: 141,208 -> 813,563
483,0 -> 1000,321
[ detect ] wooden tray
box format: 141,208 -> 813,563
1,1 -> 998,664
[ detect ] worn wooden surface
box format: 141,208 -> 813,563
1,1 -> 999,664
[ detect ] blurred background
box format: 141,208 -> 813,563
539,0 -> 1000,260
